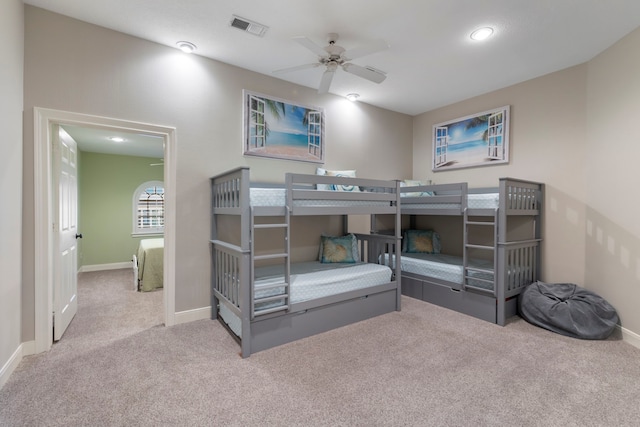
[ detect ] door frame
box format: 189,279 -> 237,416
33,107 -> 177,353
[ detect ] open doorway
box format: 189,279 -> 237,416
62,124 -> 165,335
33,107 -> 177,354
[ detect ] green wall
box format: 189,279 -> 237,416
79,151 -> 164,267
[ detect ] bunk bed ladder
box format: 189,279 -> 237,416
250,206 -> 291,319
463,208 -> 498,297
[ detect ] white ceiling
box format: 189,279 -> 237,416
61,125 -> 164,159
23,0 -> 640,116
25,0 -> 640,157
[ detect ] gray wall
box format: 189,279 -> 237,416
413,27 -> 640,336
413,64 -> 588,288
585,27 -> 640,334
0,0 -> 24,385
21,6 -> 413,341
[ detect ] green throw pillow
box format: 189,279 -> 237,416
320,235 -> 357,263
403,229 -> 441,254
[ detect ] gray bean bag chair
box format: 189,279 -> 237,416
518,281 -> 619,339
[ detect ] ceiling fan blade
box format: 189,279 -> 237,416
318,68 -> 336,94
273,63 -> 321,74
342,39 -> 389,61
342,63 -> 387,84
293,36 -> 329,58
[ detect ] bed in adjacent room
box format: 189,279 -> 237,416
133,237 -> 164,292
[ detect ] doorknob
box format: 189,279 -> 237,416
75,233 -> 83,239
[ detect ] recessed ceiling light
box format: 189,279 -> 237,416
176,41 -> 197,53
109,137 -> 124,143
470,27 -> 494,41
346,93 -> 360,102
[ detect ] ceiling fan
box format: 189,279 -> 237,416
273,33 -> 388,94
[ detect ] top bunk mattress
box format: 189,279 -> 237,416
250,187 -> 392,208
402,193 -> 500,210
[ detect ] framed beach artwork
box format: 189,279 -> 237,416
432,105 -> 510,171
243,90 -> 325,163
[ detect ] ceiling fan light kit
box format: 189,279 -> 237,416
273,33 -> 388,94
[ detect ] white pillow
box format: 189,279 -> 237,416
316,167 -> 330,191
400,179 -> 433,197
316,168 -> 359,191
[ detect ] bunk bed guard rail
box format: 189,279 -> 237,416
211,240 -> 249,321
497,178 -> 543,302
463,178 -> 543,298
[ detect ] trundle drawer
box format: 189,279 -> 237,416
402,275 -> 497,323
421,279 -> 496,323
401,275 -> 423,300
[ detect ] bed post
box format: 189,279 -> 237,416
535,183 -> 544,281
496,179 -> 508,326
210,178 -> 218,320
395,179 -> 402,311
240,168 -> 252,357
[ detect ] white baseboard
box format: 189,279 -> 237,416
620,325 -> 640,350
21,340 -> 36,357
80,262 -> 132,272
174,306 -> 211,325
0,342 -> 28,390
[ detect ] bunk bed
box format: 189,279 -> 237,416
210,167 -> 402,358
384,178 -> 543,326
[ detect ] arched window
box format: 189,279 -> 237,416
132,181 -> 164,236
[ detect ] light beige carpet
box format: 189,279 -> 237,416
1,269 -> 640,426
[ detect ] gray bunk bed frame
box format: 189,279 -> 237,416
393,178 -> 544,326
210,167 -> 402,358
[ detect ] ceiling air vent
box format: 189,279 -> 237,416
230,15 -> 269,37
365,65 -> 387,76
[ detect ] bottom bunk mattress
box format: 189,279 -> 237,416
384,253 -> 494,291
219,261 -> 392,338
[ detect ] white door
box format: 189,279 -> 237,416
53,126 -> 79,341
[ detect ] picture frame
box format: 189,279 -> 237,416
432,105 -> 510,171
243,90 -> 325,163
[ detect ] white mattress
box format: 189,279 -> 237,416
250,188 -> 287,206
250,187 -> 389,208
403,193 -> 500,210
403,192 -> 539,210
219,261 -> 392,338
383,253 -> 494,290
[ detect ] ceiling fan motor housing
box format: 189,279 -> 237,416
273,32 -> 388,94
324,41 -> 345,62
